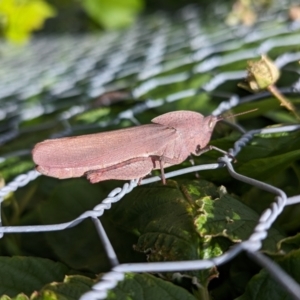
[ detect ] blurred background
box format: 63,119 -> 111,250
0,0 -> 276,44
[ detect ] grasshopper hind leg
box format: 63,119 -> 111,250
85,158 -> 154,183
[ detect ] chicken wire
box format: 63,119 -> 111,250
0,2 -> 300,300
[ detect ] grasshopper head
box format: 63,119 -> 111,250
192,108 -> 257,156
191,115 -> 219,155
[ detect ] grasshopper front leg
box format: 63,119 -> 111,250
150,155 -> 183,185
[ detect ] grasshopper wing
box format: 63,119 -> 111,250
33,123 -> 178,179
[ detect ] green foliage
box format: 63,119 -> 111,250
0,0 -> 144,51
81,0 -> 144,29
0,257 -> 69,297
0,0 -> 56,43
1,176 -> 292,298
0,272 -> 94,299
237,248 -> 300,300
107,273 -> 196,300
31,275 -> 94,300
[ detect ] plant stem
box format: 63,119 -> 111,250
267,85 -> 300,121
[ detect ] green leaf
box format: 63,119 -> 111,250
238,130 -> 300,162
109,180 -> 284,284
38,179 -> 112,272
0,294 -> 29,300
0,256 -> 69,297
38,179 -> 142,273
236,149 -> 300,181
198,129 -> 300,194
0,0 -> 56,43
236,249 -> 300,300
81,0 -> 144,29
31,275 -> 94,300
109,180 -> 222,287
277,233 -> 300,254
107,273 -> 196,300
195,185 -> 284,252
110,180 -> 212,259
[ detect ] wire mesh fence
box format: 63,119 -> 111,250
0,2 -> 300,299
